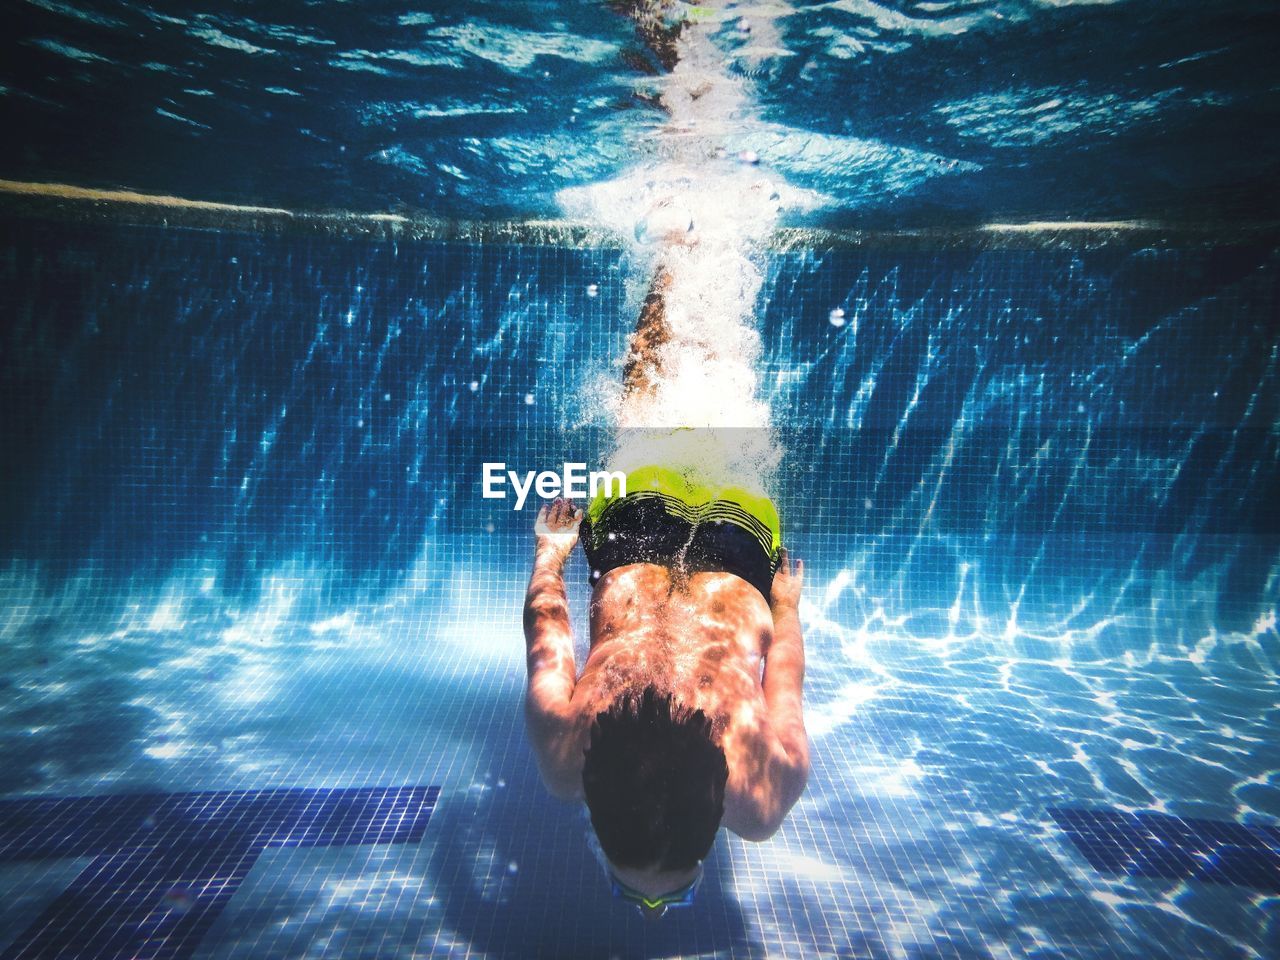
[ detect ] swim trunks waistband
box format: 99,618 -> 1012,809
581,464 -> 782,602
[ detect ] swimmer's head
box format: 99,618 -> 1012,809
581,685 -> 727,873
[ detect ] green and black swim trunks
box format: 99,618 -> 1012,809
581,464 -> 783,602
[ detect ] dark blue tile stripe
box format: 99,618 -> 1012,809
1049,807 -> 1280,894
0,786 -> 439,859
0,785 -> 439,960
2,839 -> 259,960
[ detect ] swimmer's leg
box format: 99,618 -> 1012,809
621,269 -> 673,403
608,0 -> 683,71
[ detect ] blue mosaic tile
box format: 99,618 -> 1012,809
1,218 -> 1277,959
0,786 -> 438,959
1050,808 -> 1280,893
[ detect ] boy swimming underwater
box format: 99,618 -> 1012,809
521,267 -> 809,918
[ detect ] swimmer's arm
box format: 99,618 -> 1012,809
765,600 -> 809,773
523,499 -> 584,799
758,549 -> 810,835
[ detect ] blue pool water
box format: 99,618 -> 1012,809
1,218 -> 1276,958
2,0 -> 1279,957
4,0 -> 1278,227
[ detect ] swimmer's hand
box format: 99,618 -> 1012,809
534,497 -> 582,565
770,547 -> 804,611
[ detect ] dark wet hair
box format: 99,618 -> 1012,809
581,686 -> 728,872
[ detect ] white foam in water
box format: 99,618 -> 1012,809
558,5 -> 821,482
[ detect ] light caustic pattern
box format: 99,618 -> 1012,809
1,227 -> 1278,959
